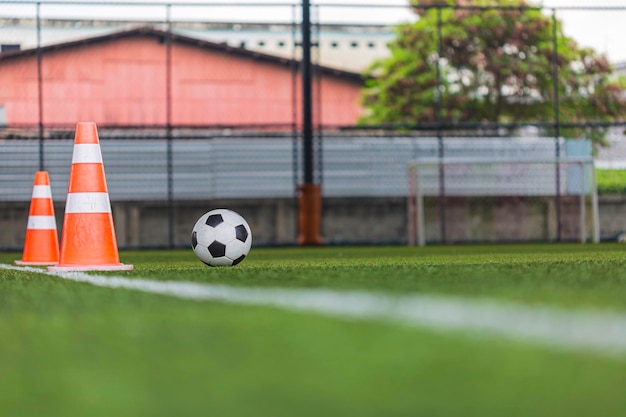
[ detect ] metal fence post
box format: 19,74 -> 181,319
166,3 -> 174,248
36,2 -> 44,171
552,8 -> 562,242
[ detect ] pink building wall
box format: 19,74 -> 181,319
0,33 -> 363,127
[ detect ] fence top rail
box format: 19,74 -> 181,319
1,1 -> 298,7
409,156 -> 594,166
2,1 -> 625,11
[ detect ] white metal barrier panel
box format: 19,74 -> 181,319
407,156 -> 599,246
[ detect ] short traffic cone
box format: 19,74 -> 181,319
15,171 -> 59,265
49,122 -> 133,272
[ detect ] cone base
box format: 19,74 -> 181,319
15,260 -> 58,266
48,264 -> 133,272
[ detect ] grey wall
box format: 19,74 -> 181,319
2,195 -> 623,251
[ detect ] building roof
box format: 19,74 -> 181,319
0,25 -> 364,82
0,18 -> 394,73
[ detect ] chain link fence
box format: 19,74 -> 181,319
1,2 -> 626,248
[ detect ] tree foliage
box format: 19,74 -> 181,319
360,0 -> 626,143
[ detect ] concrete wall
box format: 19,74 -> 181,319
2,195 -> 625,250
594,195 -> 626,240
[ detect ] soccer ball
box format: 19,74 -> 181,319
191,209 -> 252,267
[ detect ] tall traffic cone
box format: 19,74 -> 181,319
48,122 -> 133,272
15,171 -> 60,265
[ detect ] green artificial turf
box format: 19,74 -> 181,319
1,244 -> 626,417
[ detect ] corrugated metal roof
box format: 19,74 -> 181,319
0,25 -> 364,81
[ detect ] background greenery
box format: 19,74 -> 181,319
361,0 -> 626,146
596,169 -> 626,194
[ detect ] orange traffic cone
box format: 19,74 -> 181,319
15,171 -> 60,265
48,122 -> 133,272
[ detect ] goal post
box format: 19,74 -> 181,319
407,156 -> 599,246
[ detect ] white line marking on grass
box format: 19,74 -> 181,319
3,263 -> 626,358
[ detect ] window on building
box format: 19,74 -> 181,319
0,44 -> 20,53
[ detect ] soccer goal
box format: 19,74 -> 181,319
407,156 -> 599,245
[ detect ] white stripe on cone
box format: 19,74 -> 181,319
31,185 -> 52,199
27,215 -> 57,230
65,192 -> 112,214
71,144 -> 103,164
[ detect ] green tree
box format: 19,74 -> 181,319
361,0 -> 626,144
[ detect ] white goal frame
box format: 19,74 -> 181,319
407,157 -> 599,246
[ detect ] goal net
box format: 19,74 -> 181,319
407,156 -> 599,245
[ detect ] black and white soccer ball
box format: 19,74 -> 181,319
191,209 -> 252,267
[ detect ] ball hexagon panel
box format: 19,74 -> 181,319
210,256 -> 235,267
225,239 -> 246,261
221,209 -> 245,226
195,225 -> 216,248
214,222 -> 237,244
